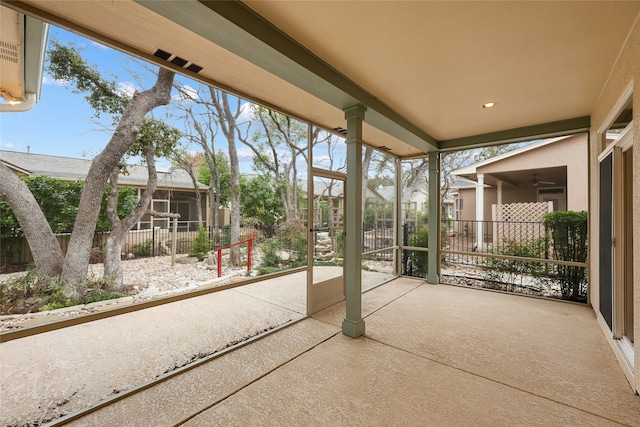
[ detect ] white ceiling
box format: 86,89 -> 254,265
4,0 -> 640,157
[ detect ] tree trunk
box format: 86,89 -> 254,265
194,189 -> 203,226
212,90 -> 241,266
62,68 -> 174,288
227,133 -> 241,266
0,163 -> 64,278
103,148 -> 159,287
103,235 -> 124,287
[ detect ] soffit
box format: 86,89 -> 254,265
0,7 -> 23,101
5,1 -> 640,157
7,0 -> 422,155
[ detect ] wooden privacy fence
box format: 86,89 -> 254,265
1,225 -> 264,271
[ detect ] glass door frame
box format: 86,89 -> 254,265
306,167 -> 347,314
598,121 -> 634,368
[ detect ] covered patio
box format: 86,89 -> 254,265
1,1 -> 639,423
43,279 -> 640,426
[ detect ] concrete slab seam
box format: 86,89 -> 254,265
362,281 -> 427,320
173,330 -> 342,426
364,336 -> 631,427
41,317 -> 310,427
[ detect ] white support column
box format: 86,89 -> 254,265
342,104 -> 366,338
497,179 -> 503,207
476,173 -> 485,250
427,153 -> 440,283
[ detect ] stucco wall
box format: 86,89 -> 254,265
589,15 -> 640,391
478,133 -> 588,211
456,187 -> 497,223
455,133 -> 589,224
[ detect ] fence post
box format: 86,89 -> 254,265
171,217 -> 177,267
152,226 -> 156,257
247,237 -> 253,274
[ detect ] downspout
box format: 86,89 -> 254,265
0,92 -> 37,112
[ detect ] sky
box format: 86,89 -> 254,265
0,25 -> 266,172
2,27 -> 129,158
1,24 -> 506,180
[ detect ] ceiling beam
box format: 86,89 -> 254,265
136,0 -> 439,153
439,116 -> 590,151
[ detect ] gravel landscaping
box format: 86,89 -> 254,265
0,254 -> 395,331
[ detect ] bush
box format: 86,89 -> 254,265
258,221 -> 307,270
404,228 -> 429,277
260,240 -> 281,267
276,221 -> 307,262
402,222 -> 451,277
0,270 -> 126,315
481,238 -> 548,290
132,238 -> 154,256
165,237 -> 192,254
189,225 -> 212,261
543,211 -> 588,302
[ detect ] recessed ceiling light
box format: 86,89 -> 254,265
482,102 -> 498,109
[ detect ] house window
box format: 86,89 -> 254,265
455,198 -> 463,210
170,200 -> 191,229
454,197 -> 462,220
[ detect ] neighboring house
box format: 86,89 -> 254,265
375,184 -> 455,224
297,179 -> 346,227
0,150 -> 209,230
449,133 -> 589,248
451,133 -> 588,224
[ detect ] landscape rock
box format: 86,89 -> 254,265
175,256 -> 199,264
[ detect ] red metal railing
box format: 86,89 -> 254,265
214,236 -> 255,278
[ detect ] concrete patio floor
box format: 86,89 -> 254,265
0,268 -> 393,426
43,278 -> 640,426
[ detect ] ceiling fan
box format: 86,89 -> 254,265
531,174 -> 555,186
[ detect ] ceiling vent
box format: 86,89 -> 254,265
0,40 -> 19,63
170,56 -> 188,67
379,146 -> 392,151
153,48 -> 202,74
333,127 -> 347,135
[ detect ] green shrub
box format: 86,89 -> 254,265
334,230 -> 344,258
0,270 -> 126,315
481,238 -> 548,290
132,238 -> 154,256
543,211 -> 588,302
404,228 -> 429,277
258,221 -> 307,270
402,222 -> 451,277
175,237 -> 191,254
275,221 -> 307,263
189,225 -> 212,261
260,239 -> 281,267
165,237 -> 191,254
